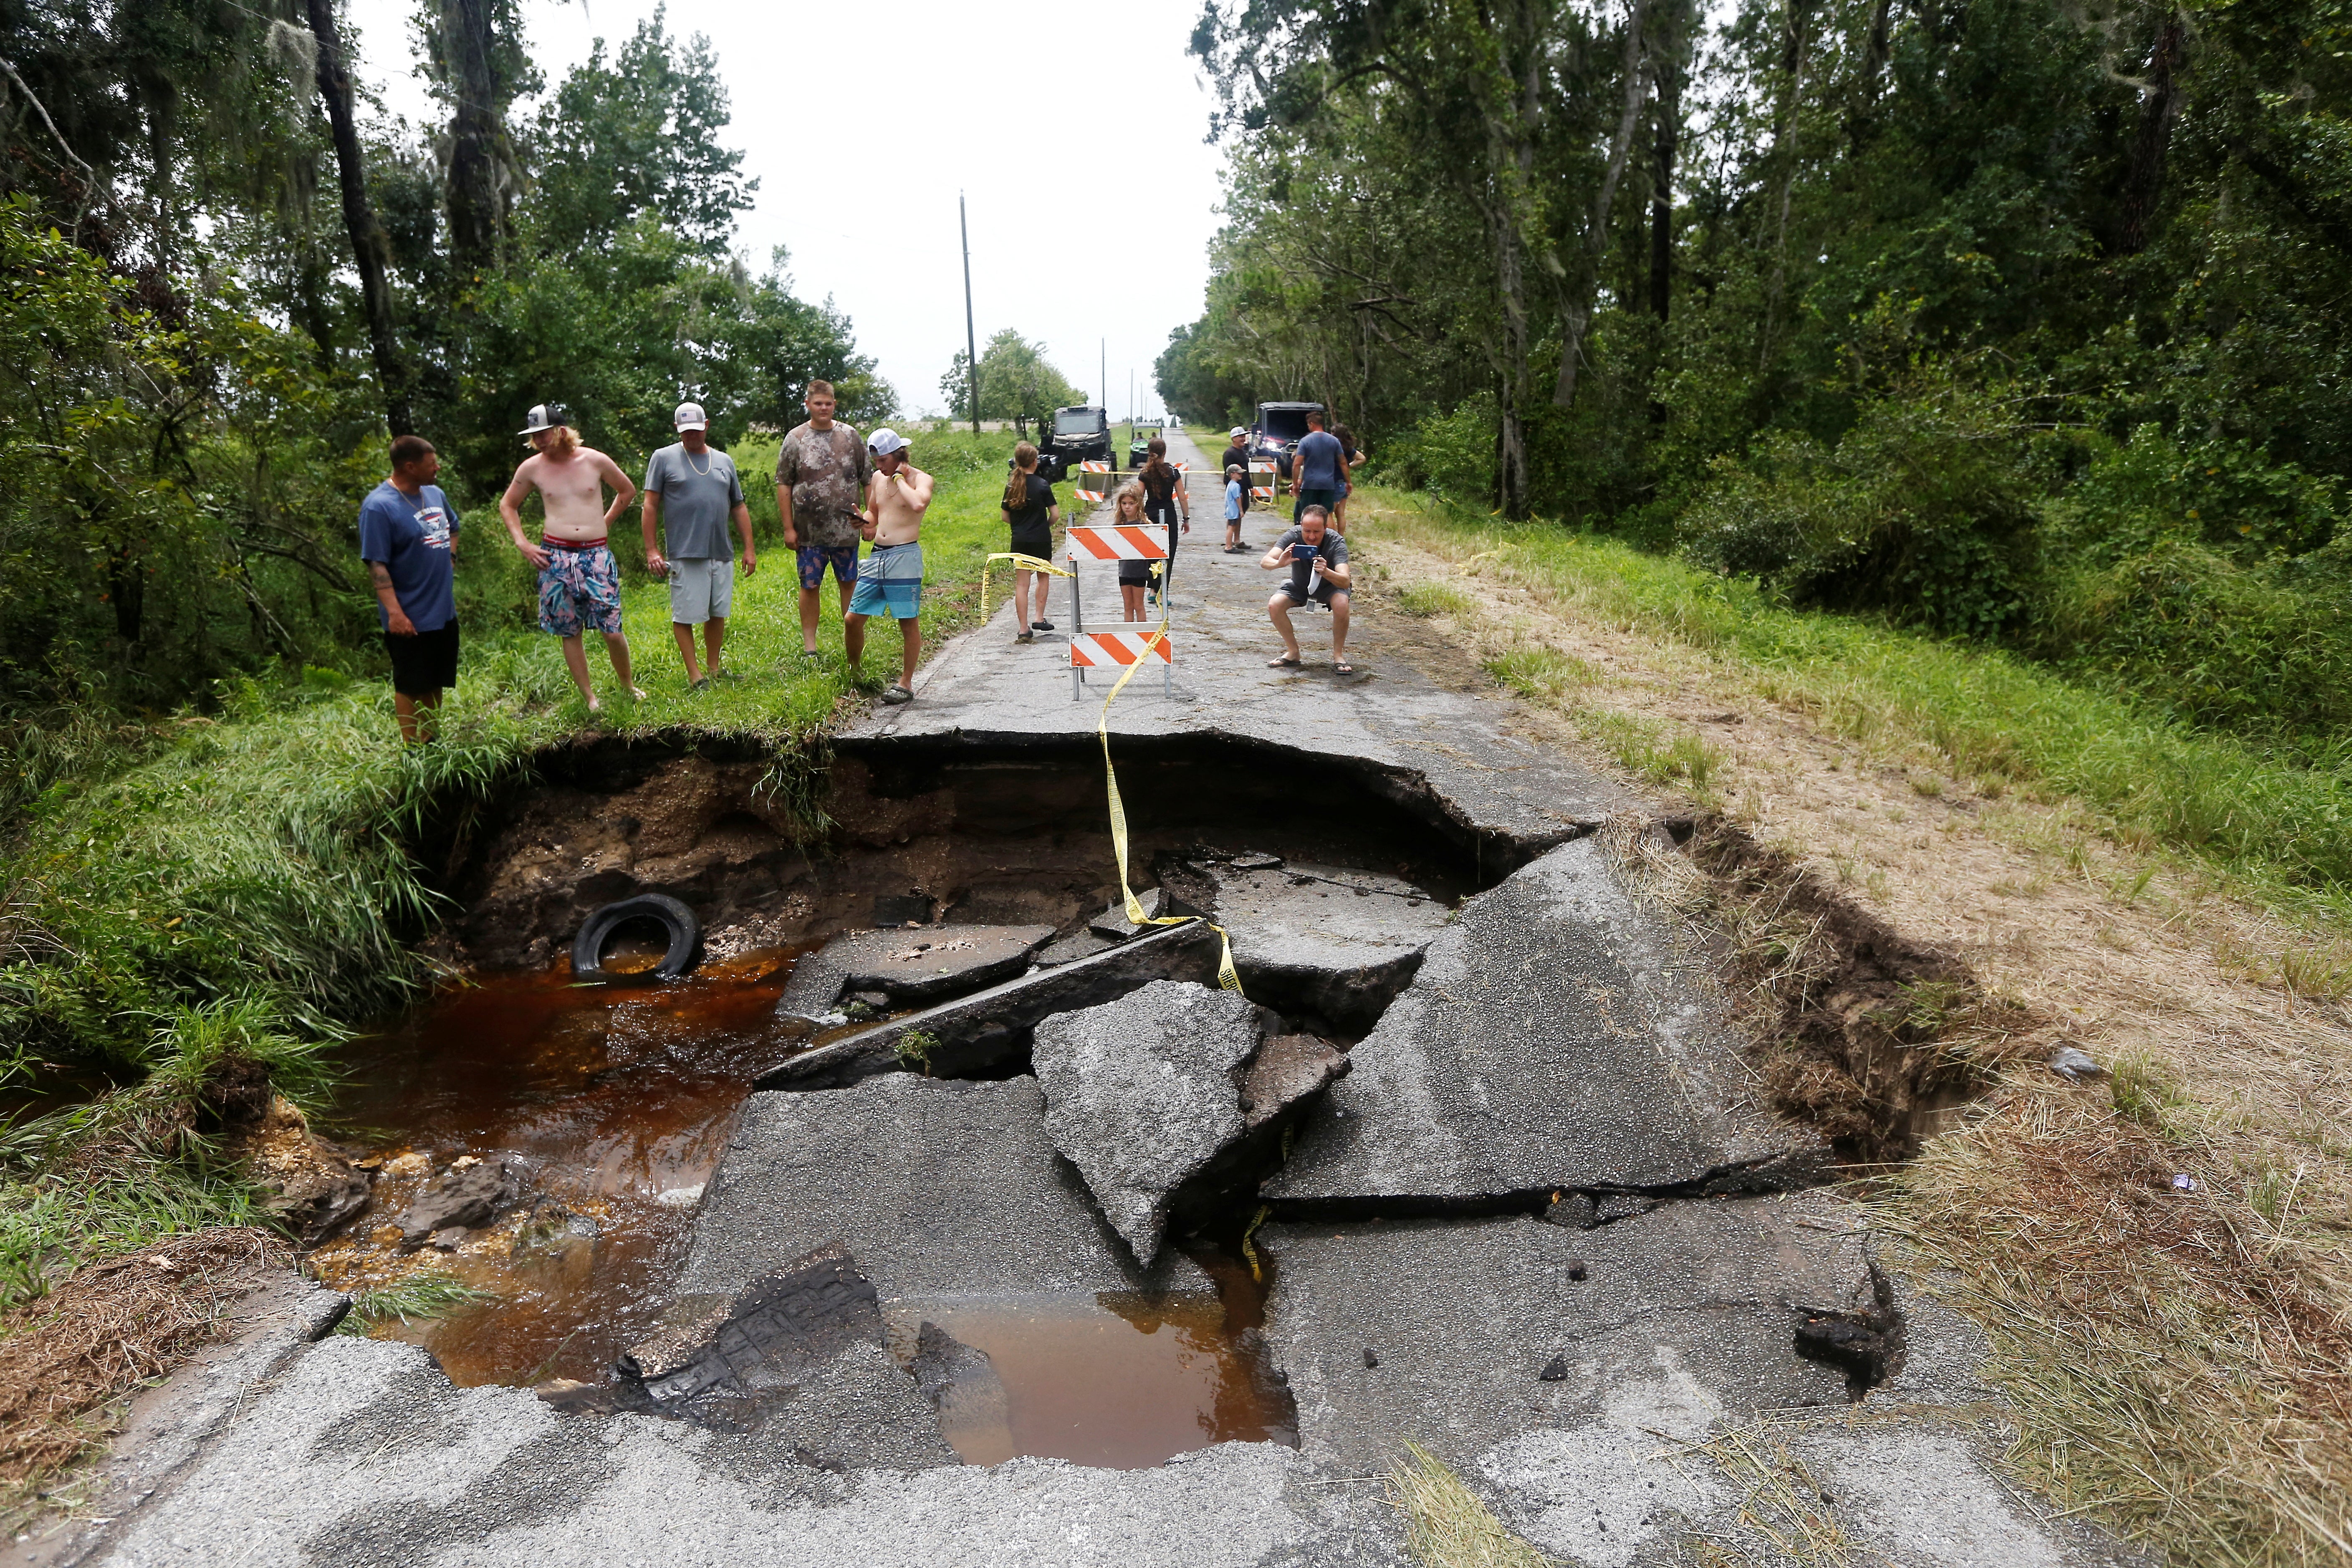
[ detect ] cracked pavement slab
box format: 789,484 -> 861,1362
1265,834 -> 1826,1205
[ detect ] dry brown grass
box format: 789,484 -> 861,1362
1388,1441 -> 1555,1567
0,1226 -> 285,1514
1355,496 -> 2352,1566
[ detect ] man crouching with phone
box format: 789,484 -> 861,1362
1262,503 -> 1353,675
844,428 -> 935,704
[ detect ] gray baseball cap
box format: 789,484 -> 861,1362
518,402 -> 570,437
673,401 -> 707,431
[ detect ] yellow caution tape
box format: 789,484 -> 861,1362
1094,602 -> 1245,995
980,551 -> 1073,624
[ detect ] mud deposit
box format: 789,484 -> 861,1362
308,949 -> 797,1385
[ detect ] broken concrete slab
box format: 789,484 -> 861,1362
1264,836 -> 1827,1207
1170,859 -> 1454,1032
907,1321 -> 1013,1465
1030,980 -> 1264,1264
677,1075 -> 1210,1303
396,1159 -> 521,1249
1258,1196 -> 1872,1469
758,918 -> 1222,1091
775,924 -> 1055,1023
1089,886 -> 1186,940
1033,929 -> 1117,967
615,1245 -> 956,1470
1239,1033 -> 1350,1126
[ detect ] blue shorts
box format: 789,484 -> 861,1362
797,544 -> 859,590
848,541 -> 924,619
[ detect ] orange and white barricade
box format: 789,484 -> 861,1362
1248,461 -> 1276,503
1074,460 -> 1113,502
1063,525 -> 1175,700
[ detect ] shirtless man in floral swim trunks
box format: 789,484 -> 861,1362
843,428 -> 934,704
500,403 -> 644,710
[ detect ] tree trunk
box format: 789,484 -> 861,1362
1488,199 -> 1532,518
2120,13 -> 2187,254
1553,0 -> 1654,407
442,0 -> 505,276
306,0 -> 412,434
1758,0 -> 1815,372
1649,41 -> 1680,324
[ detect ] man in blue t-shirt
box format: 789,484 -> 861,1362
1291,409 -> 1346,523
358,434 -> 460,742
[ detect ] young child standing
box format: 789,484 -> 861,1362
1000,441 -> 1060,644
1112,482 -> 1154,623
1223,464 -> 1246,553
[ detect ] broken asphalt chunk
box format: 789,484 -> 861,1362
759,919 -> 1223,1091
397,1159 -> 520,1250
1031,980 -> 1264,1265
775,923 -> 1055,1023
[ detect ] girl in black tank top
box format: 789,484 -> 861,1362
1137,438 -> 1189,604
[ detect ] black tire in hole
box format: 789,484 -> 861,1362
571,894 -> 701,981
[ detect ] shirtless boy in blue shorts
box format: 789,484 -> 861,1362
844,429 -> 935,705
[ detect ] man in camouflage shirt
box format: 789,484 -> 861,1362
773,379 -> 873,658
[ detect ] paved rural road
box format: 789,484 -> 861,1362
19,430 -> 2152,1568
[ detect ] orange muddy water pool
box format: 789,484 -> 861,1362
315,948 -> 1293,1467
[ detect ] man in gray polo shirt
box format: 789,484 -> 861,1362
642,401 -> 756,687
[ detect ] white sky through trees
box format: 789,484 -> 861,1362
343,0 -> 1228,422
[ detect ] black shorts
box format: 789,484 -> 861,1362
1118,559 -> 1157,586
384,620 -> 460,696
1276,579 -> 1342,609
1008,528 -> 1052,561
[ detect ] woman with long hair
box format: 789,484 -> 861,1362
1000,442 -> 1060,644
1110,482 -> 1155,622
1137,437 -> 1188,606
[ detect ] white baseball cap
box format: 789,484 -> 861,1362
518,402 -> 569,437
1229,427 -> 1248,439
867,428 -> 908,457
673,401 -> 707,431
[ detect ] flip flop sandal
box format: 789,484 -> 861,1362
879,684 -> 915,705
1335,661 -> 1356,674
1268,655 -> 1302,669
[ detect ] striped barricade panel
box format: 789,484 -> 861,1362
1070,629 -> 1175,668
1074,459 -> 1114,502
1066,525 -> 1170,562
1248,462 -> 1276,502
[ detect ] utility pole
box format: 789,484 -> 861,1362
960,192 -> 979,436
1100,338 -> 1106,409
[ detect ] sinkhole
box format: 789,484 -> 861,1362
310,732 -> 1529,1469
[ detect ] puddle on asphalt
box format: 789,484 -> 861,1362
316,957 -> 1295,1468
887,1247 -> 1291,1469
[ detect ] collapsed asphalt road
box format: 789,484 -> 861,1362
22,432 -> 2152,1568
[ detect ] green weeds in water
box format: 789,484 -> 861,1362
337,1270 -> 495,1333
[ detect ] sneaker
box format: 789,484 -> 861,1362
879,684 -> 915,705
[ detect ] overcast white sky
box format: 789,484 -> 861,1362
343,0 -> 1230,420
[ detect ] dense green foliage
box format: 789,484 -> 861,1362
1176,0 -> 2352,757
0,1 -> 884,715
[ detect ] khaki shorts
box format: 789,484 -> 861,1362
668,557 -> 734,625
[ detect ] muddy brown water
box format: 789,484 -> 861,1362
320,949 -> 1291,1469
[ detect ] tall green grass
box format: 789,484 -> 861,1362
1369,491 -> 2352,922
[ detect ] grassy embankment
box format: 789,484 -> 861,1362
0,425 -> 1037,1308
1353,487 -> 2352,1568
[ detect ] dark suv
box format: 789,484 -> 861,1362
1251,401 -> 1324,477
1044,405 -> 1111,475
